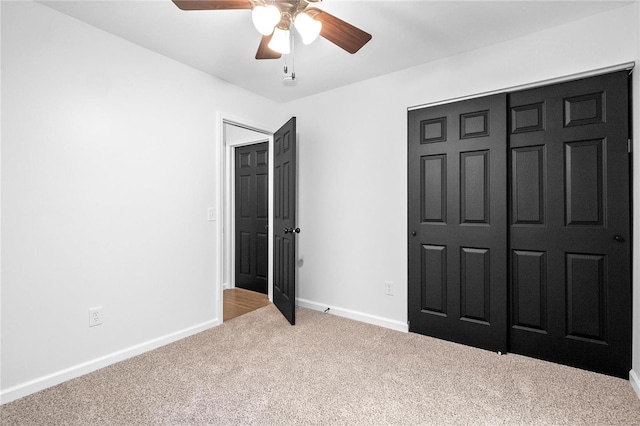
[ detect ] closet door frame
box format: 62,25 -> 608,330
407,65 -> 633,378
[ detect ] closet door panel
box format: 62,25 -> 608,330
508,71 -> 630,378
408,94 -> 508,353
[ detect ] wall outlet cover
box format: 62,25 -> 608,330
89,306 -> 103,327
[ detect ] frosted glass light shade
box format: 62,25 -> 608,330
268,27 -> 291,54
252,5 -> 280,35
294,12 -> 322,44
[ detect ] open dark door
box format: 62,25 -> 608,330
273,117 -> 297,325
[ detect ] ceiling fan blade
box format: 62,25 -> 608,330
256,34 -> 282,60
310,8 -> 372,54
172,0 -> 251,10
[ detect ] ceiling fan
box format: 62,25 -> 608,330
171,0 -> 372,59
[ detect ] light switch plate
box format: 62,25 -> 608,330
207,208 -> 216,222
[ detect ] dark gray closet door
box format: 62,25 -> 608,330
235,142 -> 269,294
408,94 -> 508,353
508,71 -> 631,378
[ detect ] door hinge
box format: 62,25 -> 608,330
629,139 -> 633,153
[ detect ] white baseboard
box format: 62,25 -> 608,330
0,318 -> 220,405
297,298 -> 408,333
631,369 -> 640,400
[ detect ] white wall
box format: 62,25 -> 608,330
286,3 -> 640,348
0,1 -> 285,402
225,124 -> 267,146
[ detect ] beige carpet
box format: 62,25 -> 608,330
2,304 -> 639,425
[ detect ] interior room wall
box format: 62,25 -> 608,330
283,2 -> 640,366
225,124 -> 268,145
2,0 -> 639,406
0,1 -> 285,402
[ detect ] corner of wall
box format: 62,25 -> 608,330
633,0 -> 640,399
0,0 -> 4,406
630,369 -> 640,400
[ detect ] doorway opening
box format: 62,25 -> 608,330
217,114 -> 274,323
234,141 -> 269,295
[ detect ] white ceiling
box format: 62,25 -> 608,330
38,0 -> 633,103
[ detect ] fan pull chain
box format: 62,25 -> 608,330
283,28 -> 296,84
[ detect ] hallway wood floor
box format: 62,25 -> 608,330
223,288 -> 270,322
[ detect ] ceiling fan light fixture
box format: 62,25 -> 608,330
252,4 -> 281,35
268,26 -> 291,54
294,12 -> 322,44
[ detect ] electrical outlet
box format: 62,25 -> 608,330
89,306 -> 103,327
385,281 -> 394,296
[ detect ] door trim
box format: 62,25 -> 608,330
216,112 -> 274,323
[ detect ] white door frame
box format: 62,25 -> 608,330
216,112 -> 274,323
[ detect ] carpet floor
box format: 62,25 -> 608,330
1,304 -> 639,425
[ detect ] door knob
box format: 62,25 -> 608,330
614,235 -> 626,243
283,228 -> 291,234
293,228 -> 301,234
411,231 -> 417,236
